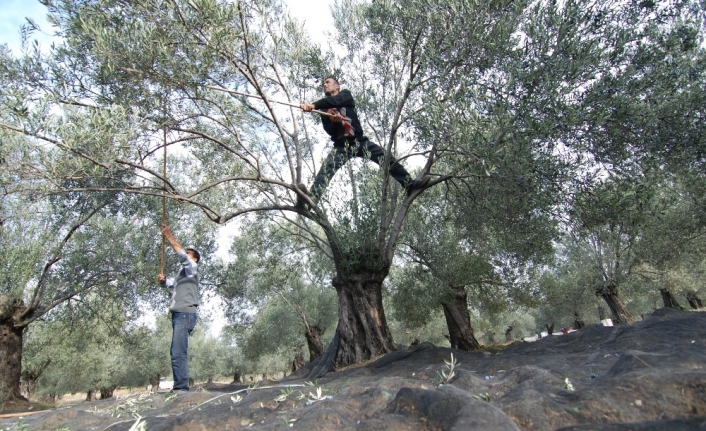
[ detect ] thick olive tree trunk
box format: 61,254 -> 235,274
0,295 -> 28,409
573,312 -> 585,329
659,288 -> 683,309
331,271 -> 396,368
20,372 -> 37,401
0,318 -> 26,407
100,386 -> 116,399
86,389 -> 97,401
440,286 -> 481,351
686,291 -> 703,310
149,374 -> 161,390
20,360 -> 51,401
291,352 -> 305,372
597,284 -> 636,324
304,325 -> 325,362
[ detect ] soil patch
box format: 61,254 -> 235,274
2,308 -> 705,430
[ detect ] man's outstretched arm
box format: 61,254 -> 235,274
312,89 -> 354,110
161,224 -> 184,254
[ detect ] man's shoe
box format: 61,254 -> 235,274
406,175 -> 430,196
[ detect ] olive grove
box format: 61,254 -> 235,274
1,0 -> 705,406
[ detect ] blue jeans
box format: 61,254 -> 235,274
171,312 -> 197,390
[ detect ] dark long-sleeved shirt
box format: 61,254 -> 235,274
312,89 -> 366,144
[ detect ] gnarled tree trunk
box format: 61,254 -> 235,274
86,389 -> 97,401
546,323 -> 554,336
0,296 -> 27,409
440,286 -> 481,351
0,319 -> 25,407
505,324 -> 514,342
331,270 -> 396,368
20,362 -> 50,401
20,372 -> 37,401
291,351 -> 305,372
686,291 -> 703,310
597,284 -> 636,324
659,288 -> 683,309
304,325 -> 325,362
573,312 -> 585,329
149,374 -> 161,390
100,386 -> 116,399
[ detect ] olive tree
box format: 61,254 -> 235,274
4,0 -> 704,383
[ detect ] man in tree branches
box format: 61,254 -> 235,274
157,223 -> 201,392
298,76 -> 428,207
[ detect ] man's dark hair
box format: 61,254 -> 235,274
323,75 -> 339,85
186,248 -> 201,263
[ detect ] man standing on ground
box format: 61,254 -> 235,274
299,76 -> 427,206
157,223 -> 201,392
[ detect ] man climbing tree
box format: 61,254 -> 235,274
298,76 -> 428,207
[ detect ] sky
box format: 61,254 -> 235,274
0,0 -> 336,337
0,0 -> 56,55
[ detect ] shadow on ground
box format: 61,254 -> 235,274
2,308 -> 706,431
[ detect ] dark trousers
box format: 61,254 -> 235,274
310,139 -> 412,200
171,312 -> 197,390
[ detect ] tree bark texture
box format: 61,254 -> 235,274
440,287 -> 481,351
0,294 -> 27,406
686,292 -> 703,310
573,312 -> 585,329
331,271 -> 396,368
546,323 -> 555,336
86,389 -> 97,402
149,374 -> 161,390
598,284 -> 636,324
291,352 -> 305,372
0,318 -> 25,405
99,386 -> 116,399
505,325 -> 514,342
20,359 -> 51,401
19,374 -> 36,401
304,325 -> 325,362
659,288 -> 683,310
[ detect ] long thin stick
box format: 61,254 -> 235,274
115,67 -> 333,118
205,85 -> 335,118
160,118 -> 167,276
0,410 -> 50,419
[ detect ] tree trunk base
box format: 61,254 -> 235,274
441,287 -> 481,351
0,317 -> 25,407
305,329 -> 338,379
329,273 -> 396,371
660,289 -> 683,310
0,398 -> 30,414
686,292 -> 703,310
